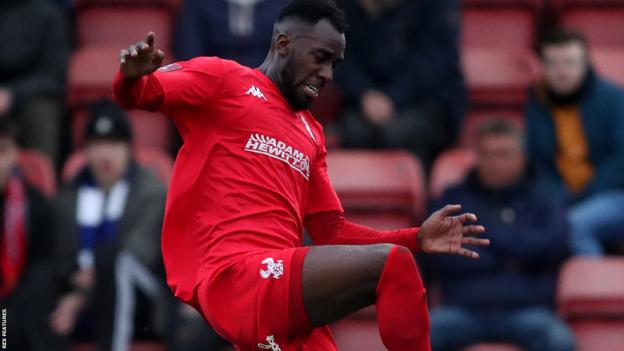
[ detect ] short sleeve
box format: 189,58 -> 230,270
152,56 -> 227,113
306,130 -> 343,215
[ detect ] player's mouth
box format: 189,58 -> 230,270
303,84 -> 320,99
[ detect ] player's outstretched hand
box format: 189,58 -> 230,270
119,32 -> 165,78
418,204 -> 489,259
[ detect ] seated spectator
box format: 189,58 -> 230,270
427,120 -> 575,351
0,0 -> 69,164
0,119 -> 68,351
335,0 -> 466,167
175,0 -> 290,67
51,100 -> 168,350
526,28 -> 624,255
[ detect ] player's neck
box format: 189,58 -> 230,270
258,59 -> 288,104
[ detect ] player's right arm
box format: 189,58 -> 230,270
113,32 -> 225,113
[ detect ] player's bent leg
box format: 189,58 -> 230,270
302,244 -> 431,351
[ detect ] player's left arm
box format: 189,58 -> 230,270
305,128 -> 488,258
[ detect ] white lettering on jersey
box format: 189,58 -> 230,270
246,85 -> 268,101
258,335 -> 281,350
259,258 -> 284,280
244,133 -> 311,180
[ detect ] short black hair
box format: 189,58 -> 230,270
278,0 -> 348,33
538,27 -> 587,57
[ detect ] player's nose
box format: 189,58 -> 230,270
318,63 -> 333,82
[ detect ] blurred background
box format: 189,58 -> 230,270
1,0 -> 624,350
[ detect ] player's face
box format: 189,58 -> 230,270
86,140 -> 131,189
475,133 -> 526,189
282,20 -> 345,110
542,41 -> 588,95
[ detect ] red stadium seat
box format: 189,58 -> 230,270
68,46 -> 120,108
326,150 -> 427,223
591,49 -> 624,87
570,320 -> 624,351
429,148 -> 475,200
71,108 -> 172,151
557,257 -> 624,319
62,147 -> 174,186
462,0 -> 542,50
558,258 -> 624,319
17,149 -> 57,197
462,48 -> 538,107
460,109 -> 525,147
75,4 -> 174,50
555,0 -> 624,49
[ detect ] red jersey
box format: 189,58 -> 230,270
114,57 -> 343,303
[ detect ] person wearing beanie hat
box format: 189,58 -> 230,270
52,99 -> 168,350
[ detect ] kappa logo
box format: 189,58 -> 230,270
259,258 -> 284,280
257,335 -> 281,350
246,85 -> 268,101
244,133 -> 311,180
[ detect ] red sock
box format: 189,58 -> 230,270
376,246 -> 431,351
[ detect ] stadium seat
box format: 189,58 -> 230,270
74,3 -> 174,50
555,0 -> 624,49
68,46 -> 120,108
558,257 -> 624,319
462,48 -> 538,107
17,149 -> 57,197
429,148 -> 475,200
462,0 -> 542,50
460,109 -> 525,147
591,49 -> 624,87
62,147 -> 174,185
326,150 -> 427,223
570,320 -> 624,351
71,108 -> 172,151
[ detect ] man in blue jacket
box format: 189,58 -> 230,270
526,28 -> 624,256
428,120 -> 574,351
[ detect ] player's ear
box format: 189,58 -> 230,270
275,33 -> 291,57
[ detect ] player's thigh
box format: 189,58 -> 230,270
197,247 -> 312,349
302,243 -> 395,326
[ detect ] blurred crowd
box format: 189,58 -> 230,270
1,0 -> 623,350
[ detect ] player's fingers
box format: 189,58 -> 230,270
155,50 -> 165,65
437,204 -> 462,217
138,40 -> 149,51
455,247 -> 479,259
128,45 -> 138,57
119,49 -> 130,63
455,212 -> 477,224
145,31 -> 155,47
461,224 -> 485,236
461,237 -> 490,247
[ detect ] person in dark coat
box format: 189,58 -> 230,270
525,28 -> 624,255
336,0 -> 466,167
427,120 -> 575,351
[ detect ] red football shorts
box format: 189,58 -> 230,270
196,247 -> 338,350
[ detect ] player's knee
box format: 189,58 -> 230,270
381,245 -> 424,288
